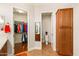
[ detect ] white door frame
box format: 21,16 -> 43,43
40,12 -> 53,49
13,7 -> 29,55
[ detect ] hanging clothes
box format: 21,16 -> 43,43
21,34 -> 25,43
26,23 -> 28,33
21,33 -> 27,43
14,24 -> 17,33
17,23 -> 21,33
20,23 -> 23,32
24,23 -> 26,32
24,33 -> 27,43
4,23 -> 11,33
22,23 -> 24,32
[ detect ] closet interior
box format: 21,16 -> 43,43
13,8 -> 28,55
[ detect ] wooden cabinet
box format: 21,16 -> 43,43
56,8 -> 73,56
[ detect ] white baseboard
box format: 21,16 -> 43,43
34,47 -> 41,50
53,47 -> 56,51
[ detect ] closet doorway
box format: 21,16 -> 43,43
13,8 -> 28,56
41,13 -> 52,53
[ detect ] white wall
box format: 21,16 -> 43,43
73,4 -> 79,56
28,5 -> 35,51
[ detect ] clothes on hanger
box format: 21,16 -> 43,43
20,23 -> 23,32
21,34 -> 24,43
26,24 -> 28,33
4,23 -> 11,33
14,22 -> 28,44
21,33 -> 27,43
14,24 -> 17,33
14,22 -> 28,33
24,33 -> 27,43
24,23 -> 26,32
17,23 -> 21,33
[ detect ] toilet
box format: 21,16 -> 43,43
45,32 -> 49,45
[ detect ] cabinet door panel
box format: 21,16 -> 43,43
62,9 -> 73,27
60,28 -> 73,55
56,10 -> 62,53
56,8 -> 73,56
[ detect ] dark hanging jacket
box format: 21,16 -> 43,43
14,24 -> 17,33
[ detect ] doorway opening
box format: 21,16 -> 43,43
13,8 -> 28,56
41,13 -> 52,52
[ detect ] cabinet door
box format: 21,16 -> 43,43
60,8 -> 73,55
56,10 -> 63,54
62,8 -> 73,27
56,10 -> 60,52
62,8 -> 73,55
56,8 -> 73,56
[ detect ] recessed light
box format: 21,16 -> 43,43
0,16 -> 4,24
17,9 -> 24,13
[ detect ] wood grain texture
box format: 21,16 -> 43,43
14,43 -> 27,55
15,43 -> 58,56
0,41 -> 7,56
56,8 -> 73,56
29,43 -> 58,56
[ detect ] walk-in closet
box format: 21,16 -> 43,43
13,8 -> 28,55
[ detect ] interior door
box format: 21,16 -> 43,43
61,8 -> 73,55
56,8 -> 73,56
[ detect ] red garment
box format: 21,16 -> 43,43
4,23 -> 11,33
24,23 -> 26,32
17,24 -> 21,33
